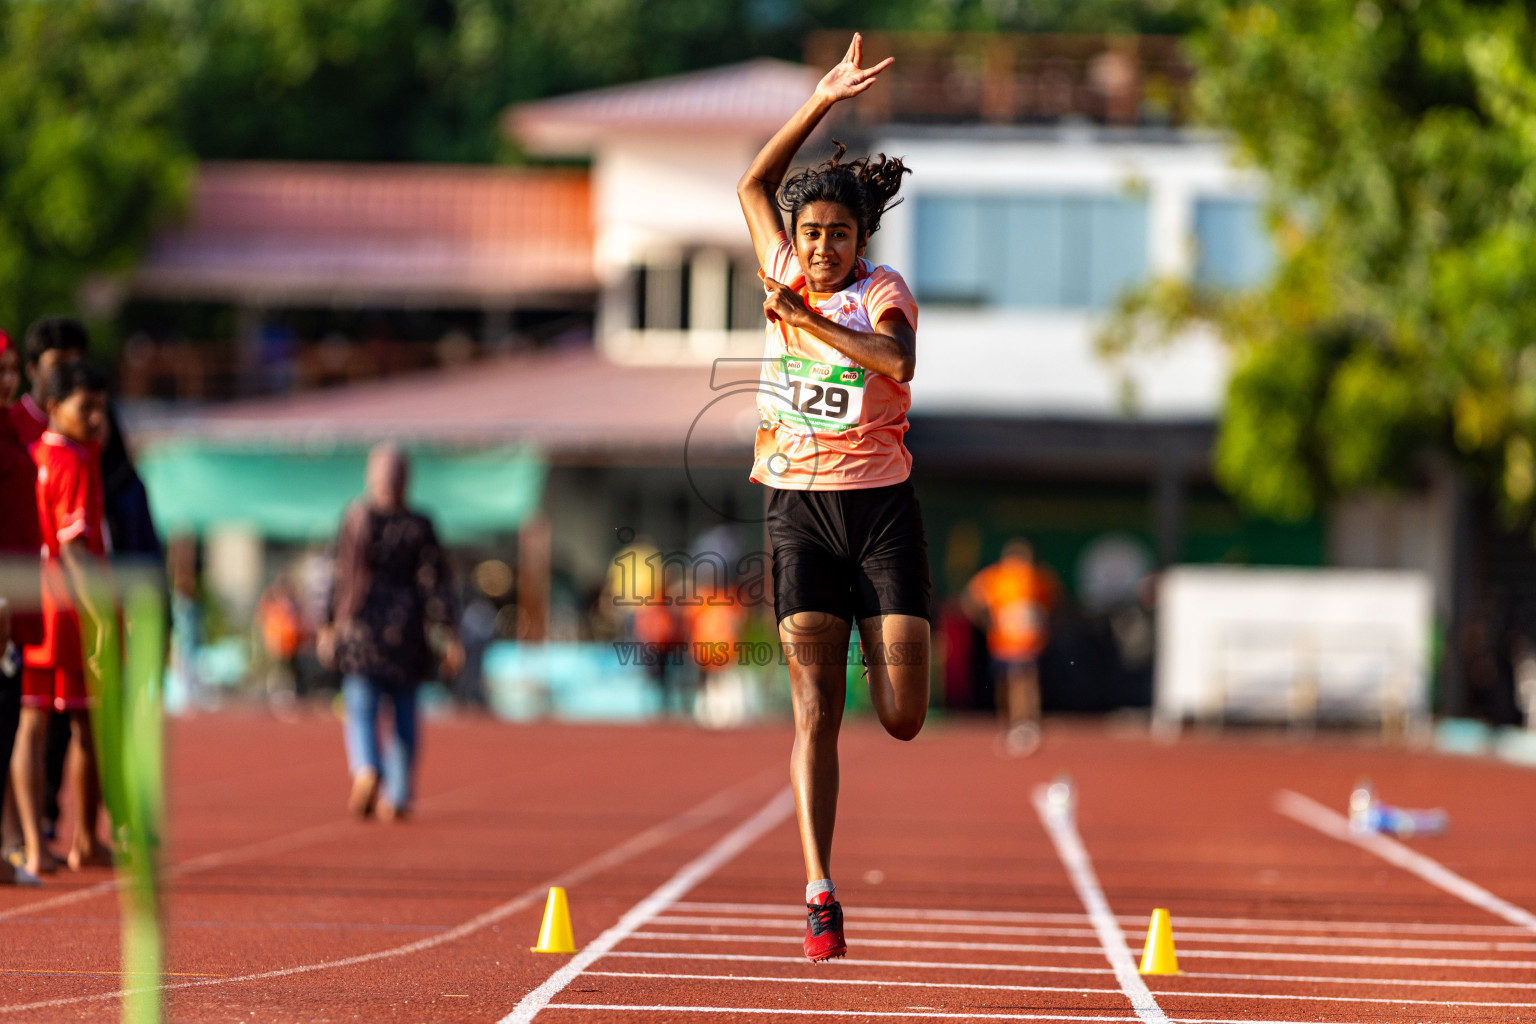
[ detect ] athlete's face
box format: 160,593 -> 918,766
794,201 -> 868,292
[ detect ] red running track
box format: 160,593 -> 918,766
1,712 -> 1535,1022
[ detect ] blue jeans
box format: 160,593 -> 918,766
341,676 -> 418,812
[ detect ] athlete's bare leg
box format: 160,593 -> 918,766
1006,663 -> 1040,730
857,613 -> 929,741
782,611 -> 851,883
10,708 -> 49,876
998,662 -> 1043,756
65,710 -> 105,869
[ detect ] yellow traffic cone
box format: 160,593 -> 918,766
531,887 -> 577,953
1138,908 -> 1179,975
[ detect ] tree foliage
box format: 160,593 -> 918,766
0,0 -> 191,334
169,0 -> 1191,163
1107,0 -> 1536,522
0,0 -> 1186,330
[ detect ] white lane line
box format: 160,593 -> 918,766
1156,988 -> 1536,1009
673,901 -> 1534,936
673,902 -> 1096,925
630,930 -> 1107,954
649,914 -> 1536,951
1151,931 -> 1536,952
0,775 -> 772,1016
1185,969 -> 1536,991
652,915 -> 1102,938
1277,789 -> 1536,933
630,929 -> 1536,969
605,950 -> 1117,976
500,787 -> 794,1024
586,969 -> 1121,997
1032,788 -> 1168,1024
584,971 -> 1536,1010
546,1007 -> 1137,1021
608,950 -> 1536,991
544,1006 -> 1390,1024
1173,948 -> 1536,969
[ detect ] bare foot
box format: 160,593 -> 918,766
348,769 -> 380,819
377,800 -> 408,824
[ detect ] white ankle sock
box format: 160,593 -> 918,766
806,878 -> 836,903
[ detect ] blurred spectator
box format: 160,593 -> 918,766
13,318 -> 157,842
14,360 -> 114,876
0,331 -> 43,885
256,575 -> 304,712
634,574 -> 688,717
318,444 -> 461,822
455,590 -> 497,707
12,320 -> 99,868
963,538 -> 1059,757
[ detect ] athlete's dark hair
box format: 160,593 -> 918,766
777,141 -> 911,241
25,316 -> 89,366
44,359 -> 107,405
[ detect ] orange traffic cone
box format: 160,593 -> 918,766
1138,908 -> 1179,975
531,887 -> 577,953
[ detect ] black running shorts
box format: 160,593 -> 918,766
766,479 -> 933,624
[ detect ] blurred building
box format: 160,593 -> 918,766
122,162 -> 597,401
127,33 -> 1471,716
506,34 -> 1349,711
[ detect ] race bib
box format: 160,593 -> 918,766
779,357 -> 866,434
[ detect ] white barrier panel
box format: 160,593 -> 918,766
1154,567 -> 1433,728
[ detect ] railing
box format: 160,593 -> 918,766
805,32 -> 1194,128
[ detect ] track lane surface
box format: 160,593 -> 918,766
3,713 -> 1536,1021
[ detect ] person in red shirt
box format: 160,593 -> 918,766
12,361 -> 112,876
7,318 -> 89,850
0,331 -> 44,885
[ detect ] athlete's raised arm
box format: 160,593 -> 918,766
736,33 -> 893,270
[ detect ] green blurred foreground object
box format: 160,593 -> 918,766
1103,0 -> 1536,524
84,575 -> 166,1024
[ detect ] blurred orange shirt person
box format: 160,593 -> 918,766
687,583 -> 746,663
967,554 -> 1057,663
258,584 -> 303,662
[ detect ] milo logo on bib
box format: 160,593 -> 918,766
781,356 -> 866,433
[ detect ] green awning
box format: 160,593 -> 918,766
138,443 -> 546,542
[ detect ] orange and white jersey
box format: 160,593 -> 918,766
751,233 -> 919,491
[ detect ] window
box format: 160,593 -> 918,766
913,193 -> 1149,309
630,254 -> 765,332
1193,197 -> 1272,290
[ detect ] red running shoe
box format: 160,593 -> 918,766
803,891 -> 846,962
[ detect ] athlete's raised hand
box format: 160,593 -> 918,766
814,33 -> 893,104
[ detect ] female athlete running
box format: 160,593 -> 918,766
736,33 -> 931,962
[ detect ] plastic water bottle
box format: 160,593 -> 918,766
1380,804 -> 1448,838
1348,778 -> 1377,834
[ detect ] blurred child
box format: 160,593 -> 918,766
9,319 -> 89,845
11,362 -> 112,874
